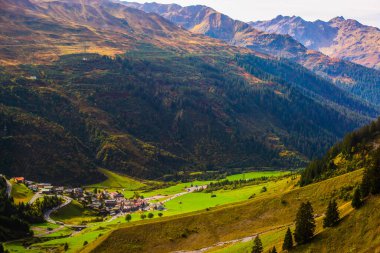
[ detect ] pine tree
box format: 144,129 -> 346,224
282,227 -> 293,250
251,235 -> 263,253
361,168 -> 371,197
323,199 -> 340,228
294,201 -> 316,244
361,149 -> 380,197
352,187 -> 363,209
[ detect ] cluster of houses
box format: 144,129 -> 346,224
83,190 -> 165,216
14,177 -> 165,216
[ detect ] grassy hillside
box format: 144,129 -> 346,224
3,171 -> 291,252
51,200 -> 100,225
89,168 -> 146,190
301,117 -> 380,186
89,169 -> 362,253
292,195 -> 380,253
10,180 -> 34,204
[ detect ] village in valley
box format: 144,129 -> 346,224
1,170 -> 292,252
11,176 -> 166,221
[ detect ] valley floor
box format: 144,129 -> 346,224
85,169 -> 366,253
5,168 -> 377,253
5,169 -> 373,253
3,170 -> 291,253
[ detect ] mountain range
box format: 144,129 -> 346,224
124,2 -> 380,105
0,0 -> 378,184
251,15 -> 380,70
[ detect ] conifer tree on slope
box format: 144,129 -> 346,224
294,201 -> 316,244
352,187 -> 363,209
362,149 -> 380,196
251,235 -> 263,253
323,199 -> 340,228
282,227 -> 293,250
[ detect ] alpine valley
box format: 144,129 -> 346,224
0,0 -> 379,252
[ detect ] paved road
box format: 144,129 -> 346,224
44,195 -> 72,223
104,185 -> 208,223
161,185 -> 207,204
5,178 -> 12,198
0,175 -> 12,198
28,192 -> 41,205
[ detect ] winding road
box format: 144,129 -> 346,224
5,178 -> 12,197
44,195 -> 72,223
28,192 -> 41,205
0,175 -> 12,197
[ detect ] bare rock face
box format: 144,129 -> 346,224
121,2 -> 380,105
251,16 -> 380,70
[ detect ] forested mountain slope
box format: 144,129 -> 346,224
301,117 -> 380,185
124,2 -> 380,105
0,0 -> 378,184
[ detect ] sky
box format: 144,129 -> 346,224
129,0 -> 380,28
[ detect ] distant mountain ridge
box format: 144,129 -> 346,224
122,2 -> 380,105
251,15 -> 380,70
1,0 -> 378,184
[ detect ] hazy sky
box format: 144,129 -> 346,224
129,0 -> 380,28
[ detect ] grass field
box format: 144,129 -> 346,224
10,181 -> 34,204
162,177 -> 292,216
51,200 -> 101,225
4,170 -> 292,253
88,168 -> 146,190
210,200 -> 356,252
88,169 -> 363,253
1,170 -> 302,253
225,171 -> 289,181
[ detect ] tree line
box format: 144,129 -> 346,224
301,117 -> 380,186
0,177 -> 62,242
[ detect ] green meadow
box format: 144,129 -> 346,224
87,168 -> 147,190
10,180 -> 34,204
4,170 -> 293,253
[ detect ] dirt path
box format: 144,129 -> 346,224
161,185 -> 208,204
173,201 -> 354,253
34,225 -> 66,237
172,224 -> 292,253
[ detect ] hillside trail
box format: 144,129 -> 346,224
172,223 -> 292,253
172,200 -> 354,253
